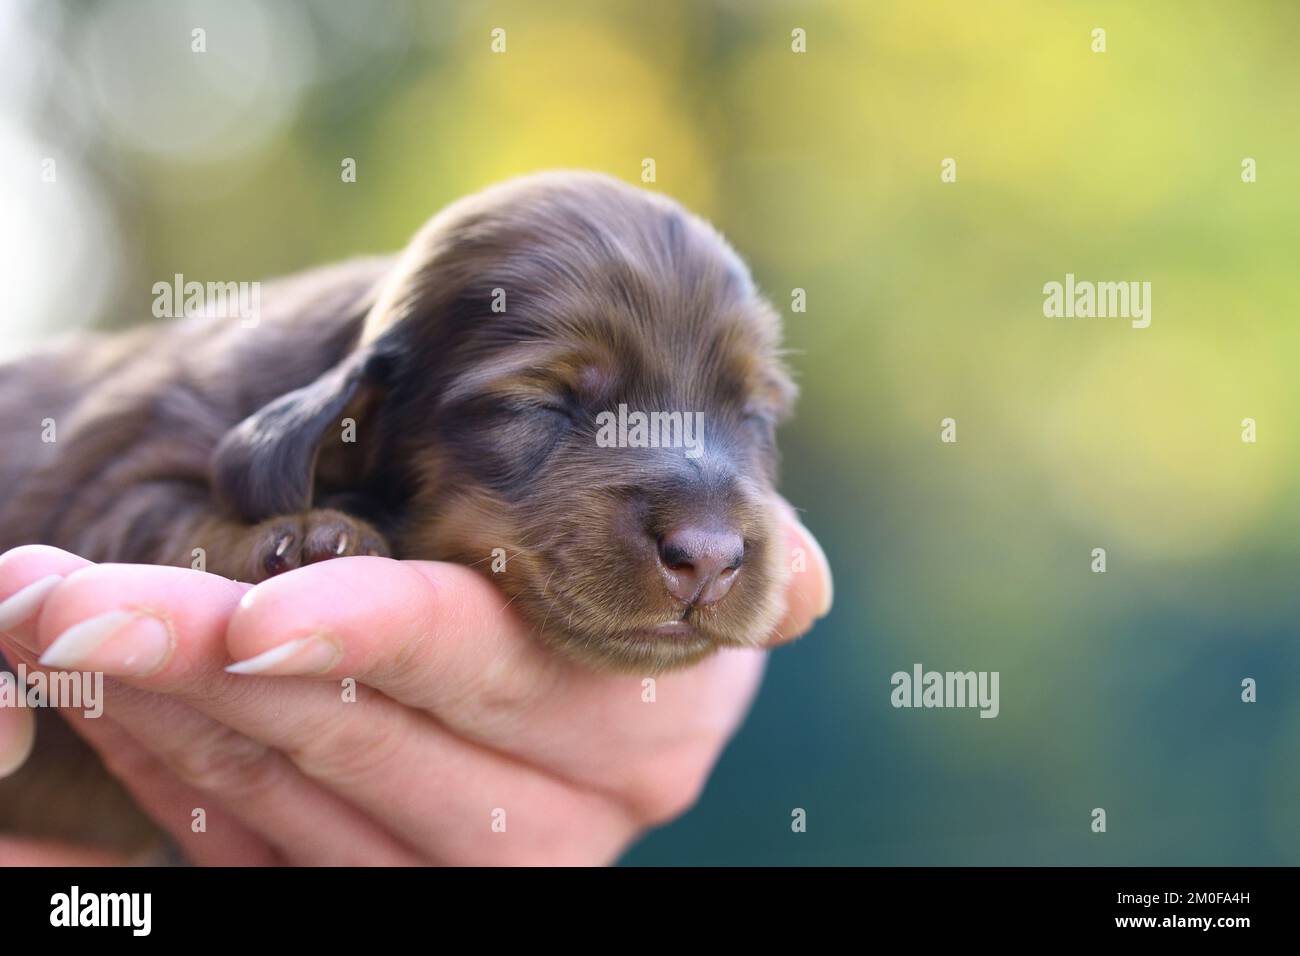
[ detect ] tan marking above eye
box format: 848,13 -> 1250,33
572,362 -> 618,403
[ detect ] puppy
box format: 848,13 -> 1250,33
0,171 -> 796,847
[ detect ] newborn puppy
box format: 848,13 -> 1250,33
0,171 -> 797,851
0,170 -> 796,673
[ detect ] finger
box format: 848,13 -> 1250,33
0,545 -> 94,654
0,671 -> 36,778
30,562 -> 248,678
226,555 -> 558,688
767,500 -> 834,648
224,556 -> 591,738
0,547 -> 100,785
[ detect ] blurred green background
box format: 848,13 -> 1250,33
3,0 -> 1297,863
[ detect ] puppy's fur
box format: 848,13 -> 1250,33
0,171 -> 795,851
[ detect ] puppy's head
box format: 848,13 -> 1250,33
223,171 -> 796,671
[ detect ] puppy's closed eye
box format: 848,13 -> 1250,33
521,391 -> 583,427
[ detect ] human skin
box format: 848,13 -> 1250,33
0,501 -> 830,866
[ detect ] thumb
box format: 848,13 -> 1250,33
0,665 -> 36,778
767,498 -> 833,647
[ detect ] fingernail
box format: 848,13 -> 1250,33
39,610 -> 174,675
0,574 -> 63,635
0,677 -> 36,778
225,634 -> 341,676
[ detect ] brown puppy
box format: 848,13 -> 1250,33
0,171 -> 796,848
2,170 -> 796,671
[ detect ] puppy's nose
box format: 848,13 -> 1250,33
657,524 -> 745,606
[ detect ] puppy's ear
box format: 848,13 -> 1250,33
212,347 -> 394,522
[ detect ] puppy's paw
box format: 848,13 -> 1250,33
251,509 -> 390,581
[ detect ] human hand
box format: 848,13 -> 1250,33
0,500 -> 831,865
